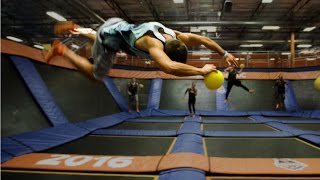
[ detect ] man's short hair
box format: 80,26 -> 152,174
164,40 -> 188,63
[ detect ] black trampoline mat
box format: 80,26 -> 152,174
201,116 -> 252,121
290,124 -> 320,131
264,116 -> 319,120
203,124 -> 277,131
108,122 -> 181,130
1,170 -> 156,180
137,116 -> 186,120
205,138 -> 320,158
45,135 -> 174,156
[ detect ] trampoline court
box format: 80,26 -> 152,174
2,0 -> 320,180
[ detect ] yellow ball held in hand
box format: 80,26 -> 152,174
204,70 -> 225,90
139,83 -> 144,88
314,76 -> 320,91
240,63 -> 245,69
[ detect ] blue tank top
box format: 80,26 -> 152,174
100,20 -> 176,59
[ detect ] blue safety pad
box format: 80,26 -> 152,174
199,111 -> 248,116
265,122 -> 320,136
204,131 -> 293,137
216,82 -> 228,111
1,137 -> 33,156
11,123 -> 89,151
151,109 -> 188,116
281,120 -> 320,124
203,120 -> 260,124
284,80 -> 300,112
261,111 -> 299,117
300,110 -> 320,119
299,135 -> 320,145
171,134 -> 204,154
103,77 -> 128,112
147,78 -> 163,109
184,116 -> 201,123
159,168 -> 205,180
75,112 -> 131,131
10,56 -> 68,126
251,115 -> 279,123
92,129 -> 177,136
1,151 -> 13,163
178,122 -> 202,135
247,111 -> 262,116
127,119 -> 183,123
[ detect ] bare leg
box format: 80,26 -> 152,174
136,101 -> 140,112
63,48 -> 96,80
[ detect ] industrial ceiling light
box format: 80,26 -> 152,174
46,11 -> 67,21
262,0 -> 273,3
297,44 -> 312,48
33,44 -> 44,49
6,36 -> 23,42
173,0 -> 183,3
262,26 -> 280,30
303,26 -> 316,32
240,44 -> 263,48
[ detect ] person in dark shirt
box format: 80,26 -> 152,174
274,76 -> 287,109
224,65 -> 254,102
127,78 -> 140,112
184,82 -> 197,117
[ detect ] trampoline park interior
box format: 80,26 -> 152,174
1,0 -> 320,180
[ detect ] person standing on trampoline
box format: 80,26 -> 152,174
184,82 -> 197,117
224,64 -> 254,102
273,76 -> 286,110
45,18 -> 238,81
127,78 -> 140,112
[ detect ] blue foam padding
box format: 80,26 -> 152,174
151,109 -> 188,116
1,137 -> 33,156
216,81 -> 228,111
311,110 -> 320,119
159,168 -> 205,180
300,110 -> 320,119
127,119 -> 183,123
178,122 -> 202,135
75,112 -> 131,131
280,120 -> 320,124
204,131 -> 293,137
1,151 -> 13,163
171,134 -> 204,154
92,129 -> 177,136
10,56 -> 68,126
103,77 -> 128,112
251,115 -> 279,123
261,111 -> 299,117
202,120 -> 261,124
247,111 -> 262,116
184,116 -> 201,123
147,78 -> 163,109
299,135 -> 320,145
11,123 -> 89,151
284,80 -> 300,112
199,111 -> 248,116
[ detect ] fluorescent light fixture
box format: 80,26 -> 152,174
240,44 -> 263,48
262,0 -> 273,3
71,44 -> 80,49
281,52 -> 291,55
240,58 -> 245,60
173,0 -> 183,3
297,44 -> 312,48
262,26 -> 280,30
199,26 -> 217,32
303,26 -> 316,32
241,52 -> 253,54
46,11 -> 67,21
6,36 -> 23,42
269,58 -> 275,61
33,44 -> 44,49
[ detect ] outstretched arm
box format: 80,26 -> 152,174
147,38 -> 216,76
176,31 -> 238,67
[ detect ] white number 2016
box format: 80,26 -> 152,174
36,154 -> 133,168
